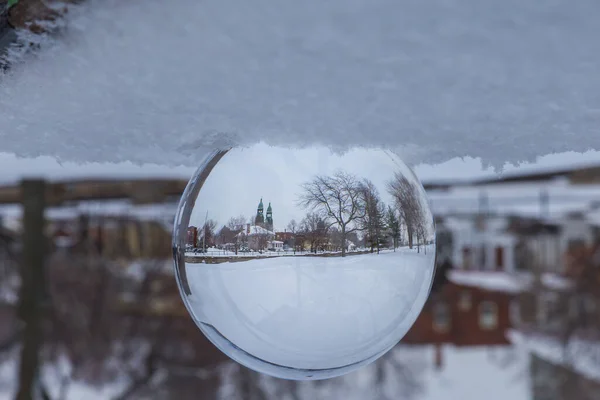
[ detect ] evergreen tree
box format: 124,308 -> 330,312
386,206 -> 401,251
359,179 -> 387,253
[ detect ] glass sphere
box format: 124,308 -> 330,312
172,144 -> 436,380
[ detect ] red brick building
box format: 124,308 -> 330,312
403,272 -> 517,346
187,226 -> 198,247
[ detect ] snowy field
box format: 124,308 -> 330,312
185,247 -> 396,259
182,248 -> 435,373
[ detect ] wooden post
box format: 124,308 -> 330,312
16,179 -> 47,400
434,342 -> 443,370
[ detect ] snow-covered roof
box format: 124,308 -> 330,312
237,225 -> 274,236
2,0 -> 600,167
430,180 -> 600,219
508,330 -> 600,384
448,271 -> 573,293
448,271 -> 523,294
0,201 -> 178,223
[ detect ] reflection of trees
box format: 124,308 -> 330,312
298,172 -> 364,257
227,215 -> 247,231
387,172 -> 427,250
299,213 -> 329,253
220,345 -> 423,400
358,179 -> 387,253
0,233 -> 227,400
386,206 -> 402,251
199,219 -> 217,249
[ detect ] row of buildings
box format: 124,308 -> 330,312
406,165 -> 600,399
187,199 -> 360,253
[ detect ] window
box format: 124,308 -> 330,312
478,245 -> 486,269
495,246 -> 504,270
433,302 -> 451,332
458,291 -> 472,311
479,301 -> 498,330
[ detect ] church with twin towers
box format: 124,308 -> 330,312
254,198 -> 274,232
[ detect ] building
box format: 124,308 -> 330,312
254,198 -> 274,232
187,226 -> 198,248
237,224 -> 275,251
403,271 -> 517,346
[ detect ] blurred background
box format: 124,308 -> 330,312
2,1 -> 600,399
0,154 -> 599,400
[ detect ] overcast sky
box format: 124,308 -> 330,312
0,148 -> 598,229
188,143 -> 424,230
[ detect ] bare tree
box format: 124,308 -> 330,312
328,227 -> 344,252
227,215 -> 246,231
286,220 -> 298,234
298,171 -> 363,256
387,173 -> 424,250
198,219 -> 217,250
285,219 -> 299,253
300,213 -> 328,253
414,213 -> 429,254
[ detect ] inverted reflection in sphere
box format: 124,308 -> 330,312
173,144 -> 436,380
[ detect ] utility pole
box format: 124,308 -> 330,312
16,179 -> 47,400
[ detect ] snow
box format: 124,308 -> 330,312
0,200 -> 178,223
0,345 -> 530,400
429,180 -> 600,217
1,0 -> 600,167
0,353 -> 128,400
448,271 -> 523,293
508,330 -> 600,384
415,345 -> 528,400
182,248 -> 436,377
448,271 -> 573,293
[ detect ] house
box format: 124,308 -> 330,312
275,231 -> 295,246
439,214 -> 518,272
267,240 -> 284,251
237,224 -> 274,251
403,271 -> 518,346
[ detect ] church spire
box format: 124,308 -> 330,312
255,198 -> 265,226
266,202 -> 273,230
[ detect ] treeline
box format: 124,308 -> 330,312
297,170 -> 432,256
193,170 -> 432,256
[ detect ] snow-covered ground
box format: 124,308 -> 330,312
185,247 -> 395,259
0,344 -> 530,400
181,248 -> 435,376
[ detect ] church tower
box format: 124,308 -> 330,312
255,198 -> 265,226
266,202 -> 273,231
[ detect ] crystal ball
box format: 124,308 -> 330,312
172,144 -> 436,380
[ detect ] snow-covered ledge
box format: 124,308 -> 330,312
508,329 -> 600,383
1,0 -> 600,167
448,270 -> 573,294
